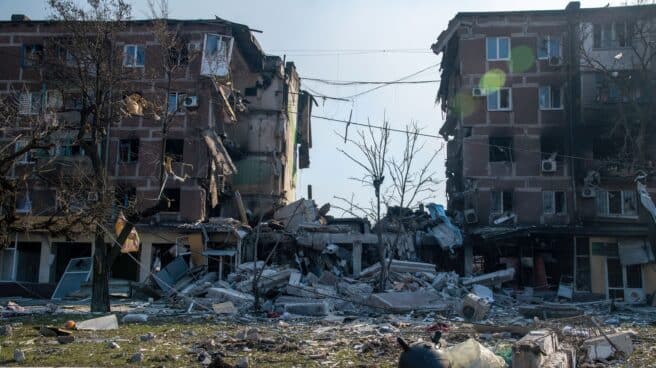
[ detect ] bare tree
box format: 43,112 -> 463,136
335,118 -> 439,290
578,5 -> 656,172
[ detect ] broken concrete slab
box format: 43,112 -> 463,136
206,287 -> 254,305
121,314 -> 149,323
284,302 -> 329,316
360,260 -> 436,278
285,284 -> 336,299
212,301 -> 238,314
460,293 -> 490,321
512,330 -> 560,368
76,314 -> 118,331
288,271 -> 302,287
366,291 -> 448,313
274,199 -> 319,232
318,271 -> 338,286
583,331 -> 634,361
461,268 -> 515,286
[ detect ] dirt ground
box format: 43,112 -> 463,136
0,311 -> 654,367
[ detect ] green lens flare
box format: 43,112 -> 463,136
510,45 -> 535,73
454,92 -> 475,118
479,69 -> 506,93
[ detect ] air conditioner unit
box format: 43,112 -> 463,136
581,187 -> 596,198
183,96 -> 198,108
625,288 -> 646,304
464,209 -> 479,224
541,159 -> 557,173
472,87 -> 486,97
87,191 -> 99,202
549,56 -> 562,66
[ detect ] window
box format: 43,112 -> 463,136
119,139 -> 139,163
57,46 -> 76,66
596,190 -> 638,217
541,136 -> 564,161
539,86 -> 563,109
491,191 -> 513,214
593,22 -> 634,49
626,264 -> 642,288
543,191 -> 566,214
115,186 -> 136,208
165,139 -> 184,162
21,44 -> 43,67
487,88 -> 511,111
123,45 -> 145,67
486,37 -> 510,60
15,140 -> 34,164
162,188 -> 180,212
489,137 -> 513,162
46,90 -> 63,112
18,92 -> 42,115
169,45 -> 189,66
538,36 -> 561,59
55,136 -> 84,157
167,92 -> 186,114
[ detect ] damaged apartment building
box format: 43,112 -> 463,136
432,2 -> 656,302
0,15 -> 313,296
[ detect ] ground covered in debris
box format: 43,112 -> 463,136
0,305 -> 655,367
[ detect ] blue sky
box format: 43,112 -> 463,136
1,0 -> 612,214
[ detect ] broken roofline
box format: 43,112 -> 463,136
430,2 -> 656,55
1,16 -> 274,73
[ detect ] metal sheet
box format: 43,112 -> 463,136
51,257 -> 92,300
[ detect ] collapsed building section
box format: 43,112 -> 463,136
0,16 -> 313,296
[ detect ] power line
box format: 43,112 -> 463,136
301,77 -> 440,86
311,114 -> 656,171
340,63 -> 440,99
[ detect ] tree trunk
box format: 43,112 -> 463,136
375,190 -> 387,292
91,225 -> 110,312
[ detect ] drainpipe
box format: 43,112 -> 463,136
566,2 -> 581,217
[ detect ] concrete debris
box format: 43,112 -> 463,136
583,331 -> 634,362
129,352 -> 144,363
462,268 -> 515,287
367,290 -> 449,313
284,302 -> 329,316
213,301 -> 238,314
512,330 -> 569,368
460,293 -> 491,321
57,335 -> 75,344
76,314 -> 118,330
121,314 -> 149,323
206,287 -> 254,305
139,332 -> 155,342
0,324 -> 12,336
107,341 -> 120,349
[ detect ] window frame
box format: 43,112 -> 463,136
123,44 -> 145,68
539,86 -> 564,110
486,37 -> 511,61
119,138 -> 140,164
18,92 -> 42,115
537,35 -> 562,60
21,44 -> 44,67
14,140 -> 35,165
542,190 -> 567,215
164,138 -> 185,162
491,190 -> 513,214
593,22 -> 634,49
167,92 -> 187,114
596,189 -> 638,218
487,88 -> 512,111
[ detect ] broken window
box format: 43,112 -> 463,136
596,190 -> 637,217
491,191 -> 513,213
169,44 -> 189,66
487,88 -> 511,111
593,22 -> 634,49
18,92 -> 42,115
540,135 -> 563,161
539,86 -> 563,109
200,33 -> 233,77
538,36 -> 561,59
165,139 -> 184,162
489,137 -> 513,162
123,45 -> 145,67
21,44 -> 43,67
543,191 -> 566,215
486,37 -> 510,60
162,188 -> 180,212
119,138 -> 139,163
167,92 -> 186,114
0,242 -> 41,283
592,135 -> 621,160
